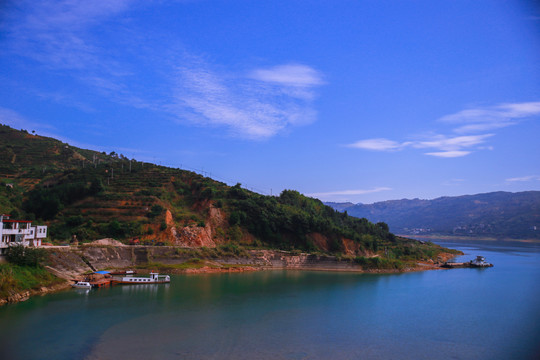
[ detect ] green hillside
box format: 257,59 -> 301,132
0,125 -> 457,264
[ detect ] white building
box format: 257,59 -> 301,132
0,214 -> 47,255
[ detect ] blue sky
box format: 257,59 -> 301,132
1,0 -> 539,203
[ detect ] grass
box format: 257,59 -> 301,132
0,263 -> 63,299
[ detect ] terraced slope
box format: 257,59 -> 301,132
0,125 -> 458,266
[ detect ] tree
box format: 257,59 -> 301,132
148,205 -> 164,218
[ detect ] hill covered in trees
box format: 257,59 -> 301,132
0,125 -> 457,266
327,191 -> 540,240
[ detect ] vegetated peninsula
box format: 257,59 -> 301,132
0,125 -> 460,302
326,191 -> 540,241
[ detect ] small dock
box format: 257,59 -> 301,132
72,270 -> 170,289
74,271 -> 113,288
90,278 -> 112,288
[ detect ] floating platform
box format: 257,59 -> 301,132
90,278 -> 112,288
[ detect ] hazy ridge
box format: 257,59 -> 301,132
327,191 -> 540,240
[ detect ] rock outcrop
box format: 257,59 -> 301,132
171,207 -> 227,247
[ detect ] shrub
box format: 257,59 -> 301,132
147,204 -> 164,218
5,245 -> 47,267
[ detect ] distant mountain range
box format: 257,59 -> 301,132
326,191 -> 540,240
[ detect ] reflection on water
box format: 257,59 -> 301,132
0,240 -> 539,360
73,288 -> 91,295
119,283 -> 170,295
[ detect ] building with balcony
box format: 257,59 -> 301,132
0,214 -> 47,255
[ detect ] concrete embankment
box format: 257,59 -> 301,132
45,245 -> 452,277
44,246 -> 370,278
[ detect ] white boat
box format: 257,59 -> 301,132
111,271 -> 170,285
72,281 -> 92,289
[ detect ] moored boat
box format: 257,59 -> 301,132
442,255 -> 493,268
72,281 -> 92,289
111,271 -> 170,285
469,256 -> 493,267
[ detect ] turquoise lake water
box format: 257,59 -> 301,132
0,240 -> 539,360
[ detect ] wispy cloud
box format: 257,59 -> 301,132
505,175 -> 540,182
249,64 -> 324,87
414,134 -> 494,151
423,150 -> 471,158
171,60 -> 323,139
439,102 -> 540,134
5,0 -> 146,111
346,138 -> 408,151
347,134 -> 493,157
306,187 -> 392,200
32,90 -> 96,113
6,1 -> 323,139
7,0 -> 134,70
348,101 -> 539,158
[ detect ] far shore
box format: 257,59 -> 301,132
401,234 -> 540,243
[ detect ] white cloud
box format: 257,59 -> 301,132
347,134 -> 492,157
249,64 -> 324,87
439,101 -> 540,134
414,134 -> 494,152
7,0 -> 134,70
505,175 -> 540,182
424,151 -> 471,158
306,187 -> 392,200
346,138 -> 407,151
6,2 -> 323,140
172,60 -> 322,139
347,101 -> 540,158
4,0 -> 150,112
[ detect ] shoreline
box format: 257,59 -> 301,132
1,258 -> 456,306
1,247 -> 460,306
0,281 -> 71,307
